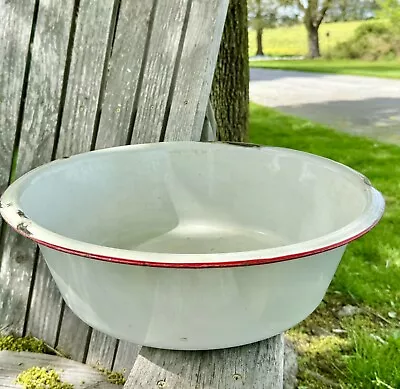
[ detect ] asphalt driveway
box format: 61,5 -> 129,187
250,68 -> 400,145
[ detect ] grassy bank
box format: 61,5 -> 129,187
248,20 -> 375,57
250,59 -> 400,79
249,103 -> 400,388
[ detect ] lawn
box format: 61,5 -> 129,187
250,59 -> 400,79
248,20 -> 374,57
249,103 -> 400,389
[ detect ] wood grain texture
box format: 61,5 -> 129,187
95,0 -> 154,149
0,232 -> 36,336
55,0 -> 116,157
81,0 -> 152,365
164,0 -> 229,142
4,0 -> 75,344
0,0 -> 35,200
86,330 -> 117,370
130,0 -> 189,144
56,306 -> 91,362
112,341 -> 141,377
0,351 -> 121,389
0,0 -> 36,333
125,334 -> 284,389
53,0 -> 117,361
25,254 -> 63,346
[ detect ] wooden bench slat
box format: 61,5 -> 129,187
0,0 -> 35,198
0,0 -> 73,340
54,0 -> 119,361
112,341 -> 141,378
20,0 -> 76,347
85,331 -> 118,370
164,0 -> 229,142
55,0 -> 117,158
0,351 -> 120,389
125,334 -> 284,389
26,254 -> 63,347
130,0 -> 190,144
95,0 -> 154,149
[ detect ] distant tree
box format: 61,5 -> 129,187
281,0 -> 334,58
248,0 -> 280,55
326,0 -> 378,21
377,0 -> 400,33
279,13 -> 301,25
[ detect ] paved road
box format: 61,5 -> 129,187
250,68 -> 400,145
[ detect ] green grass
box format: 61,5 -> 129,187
250,59 -> 400,79
249,103 -> 400,388
248,20 -> 376,57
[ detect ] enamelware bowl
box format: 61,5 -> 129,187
0,142 -> 384,350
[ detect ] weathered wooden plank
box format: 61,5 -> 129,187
4,0 -> 75,345
0,0 -> 35,202
0,2 -> 36,326
164,0 -> 229,142
130,0 -> 190,144
112,341 -> 141,378
0,351 -> 121,389
54,0 -> 119,361
55,0 -> 117,157
25,254 -> 63,347
124,334 -> 284,389
0,0 -> 76,337
95,0 -> 154,149
85,331 -> 118,370
0,233 -> 36,336
86,0 -> 156,362
56,306 -> 91,361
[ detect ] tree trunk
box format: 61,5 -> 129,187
307,25 -> 321,58
256,28 -> 264,56
211,0 -> 249,142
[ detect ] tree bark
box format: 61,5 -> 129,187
307,25 -> 321,58
256,28 -> 264,56
211,0 -> 249,142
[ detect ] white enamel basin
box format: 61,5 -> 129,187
0,142 -> 384,350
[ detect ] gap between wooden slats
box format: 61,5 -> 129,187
129,0 -> 190,144
94,0 -> 156,149
53,0 -> 120,362
0,0 -> 42,337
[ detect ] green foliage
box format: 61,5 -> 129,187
248,0 -> 279,30
249,104 -> 400,388
353,21 -> 391,38
15,367 -> 73,389
0,335 -> 48,353
97,367 -> 126,385
325,0 -> 378,22
345,324 -> 400,388
377,0 -> 400,33
331,20 -> 400,60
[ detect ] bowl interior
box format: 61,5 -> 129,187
11,142 -> 369,255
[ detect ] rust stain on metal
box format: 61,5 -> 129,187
17,223 -> 32,236
17,210 -> 29,219
362,175 -> 372,186
225,141 -> 262,148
